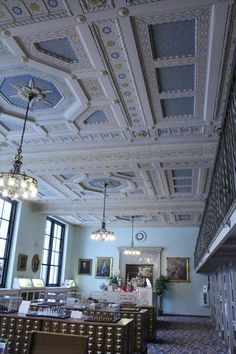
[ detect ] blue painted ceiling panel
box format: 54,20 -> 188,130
161,97 -> 194,117
149,19 -> 196,59
84,110 -> 108,125
156,64 -> 195,92
34,37 -> 79,63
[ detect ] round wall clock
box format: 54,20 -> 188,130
135,231 -> 146,242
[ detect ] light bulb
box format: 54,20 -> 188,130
8,177 -> 15,186
20,180 -> 27,189
2,190 -> 8,197
23,191 -> 29,199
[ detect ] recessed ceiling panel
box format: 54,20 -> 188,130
0,75 -> 63,111
161,97 -> 194,117
84,110 -> 108,125
34,38 -> 79,63
173,169 -> 192,178
149,19 -> 196,60
89,178 -> 121,189
156,65 -> 195,92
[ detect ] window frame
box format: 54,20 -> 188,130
41,216 -> 65,287
0,197 -> 17,288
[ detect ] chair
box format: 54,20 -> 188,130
27,331 -> 88,354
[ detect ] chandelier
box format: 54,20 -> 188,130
0,92 -> 38,200
91,182 -> 115,241
124,216 -> 141,255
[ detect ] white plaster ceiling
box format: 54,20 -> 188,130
0,0 -> 235,227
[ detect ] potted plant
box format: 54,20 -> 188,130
154,274 -> 168,314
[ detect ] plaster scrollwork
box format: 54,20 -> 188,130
80,79 -> 106,99
3,142 -> 217,173
79,0 -> 114,13
126,0 -> 161,5
90,19 -> 146,128
0,0 -> 72,29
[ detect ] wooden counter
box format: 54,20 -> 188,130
0,313 -> 133,354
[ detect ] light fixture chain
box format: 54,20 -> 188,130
102,182 -> 108,223
17,93 -> 34,156
131,216 -> 134,247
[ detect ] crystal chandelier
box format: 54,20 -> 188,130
0,92 -> 38,200
91,182 -> 115,241
124,216 -> 141,255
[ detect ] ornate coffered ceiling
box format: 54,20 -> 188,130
0,0 -> 235,227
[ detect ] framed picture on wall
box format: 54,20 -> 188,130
95,257 -> 112,278
78,258 -> 92,275
31,254 -> 40,273
166,257 -> 189,282
17,254 -> 28,271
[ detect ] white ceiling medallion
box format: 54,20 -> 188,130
135,231 -> 146,242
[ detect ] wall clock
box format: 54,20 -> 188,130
135,231 -> 146,242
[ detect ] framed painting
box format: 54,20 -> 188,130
17,254 -> 28,271
96,257 -> 112,278
78,258 -> 92,275
166,257 -> 189,282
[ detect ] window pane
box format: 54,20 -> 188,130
54,224 -> 62,238
49,266 -> 58,284
44,235 -> 50,249
0,219 -> 9,239
0,197 -> 15,287
51,251 -> 60,266
0,200 -> 3,216
42,218 -> 64,286
52,238 -> 60,252
2,201 -> 11,220
42,250 -> 49,264
40,265 -> 47,282
0,239 -> 6,258
45,220 -> 51,235
0,259 -> 5,283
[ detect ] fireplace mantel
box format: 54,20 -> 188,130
118,247 -> 163,285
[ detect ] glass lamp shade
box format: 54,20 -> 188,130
0,172 -> 38,200
124,248 -> 141,255
91,223 -> 115,241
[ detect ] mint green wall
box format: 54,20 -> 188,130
9,201 -> 74,286
71,226 -> 210,316
9,202 -> 210,316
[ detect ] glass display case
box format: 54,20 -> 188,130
0,296 -> 22,313
32,278 -> 45,288
85,305 -> 121,323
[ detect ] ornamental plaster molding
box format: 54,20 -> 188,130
74,105 -> 119,130
135,6 -> 210,123
0,65 -> 75,116
79,0 -> 114,13
90,19 -> 146,128
80,78 -> 106,99
20,28 -> 92,71
0,0 -> 72,29
0,141 -> 216,168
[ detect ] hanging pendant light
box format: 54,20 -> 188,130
0,92 -> 38,200
124,216 -> 141,255
91,182 -> 115,241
